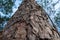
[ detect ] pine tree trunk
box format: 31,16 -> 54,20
3,0 -> 60,40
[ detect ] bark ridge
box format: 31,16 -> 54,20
3,0 -> 60,40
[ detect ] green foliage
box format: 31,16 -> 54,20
0,18 -> 5,24
0,17 -> 9,23
0,0 -> 15,14
54,13 -> 60,27
55,14 -> 60,21
0,0 -> 15,30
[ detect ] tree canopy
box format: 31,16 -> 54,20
0,0 -> 15,28
0,0 -> 15,14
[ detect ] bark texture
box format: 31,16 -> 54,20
0,31 -> 2,40
3,0 -> 60,40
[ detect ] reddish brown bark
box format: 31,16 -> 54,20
3,0 -> 60,40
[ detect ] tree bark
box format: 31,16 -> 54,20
3,0 -> 60,40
